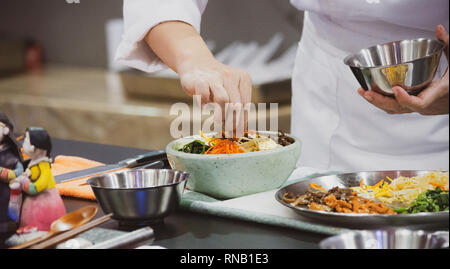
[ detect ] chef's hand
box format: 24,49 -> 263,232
358,25 -> 449,115
145,21 -> 252,130
177,58 -> 252,112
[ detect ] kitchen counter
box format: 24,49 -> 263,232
1,138 -> 326,249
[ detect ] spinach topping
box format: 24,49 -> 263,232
178,140 -> 210,154
394,187 -> 449,214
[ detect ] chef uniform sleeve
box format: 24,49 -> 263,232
115,0 -> 208,73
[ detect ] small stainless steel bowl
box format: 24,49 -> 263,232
344,38 -> 446,96
87,169 -> 189,226
320,229 -> 449,249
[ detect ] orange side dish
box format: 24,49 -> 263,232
283,186 -> 397,215
309,202 -> 327,211
309,191 -> 397,214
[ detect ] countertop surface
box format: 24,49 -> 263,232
1,138 -> 327,249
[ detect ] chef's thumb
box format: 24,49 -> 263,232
436,25 -> 449,61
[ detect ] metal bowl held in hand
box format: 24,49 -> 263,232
87,169 -> 189,225
344,38 -> 446,96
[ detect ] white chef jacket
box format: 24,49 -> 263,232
116,0 -> 450,172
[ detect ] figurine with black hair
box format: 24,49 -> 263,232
0,110 -> 24,233
13,127 -> 66,231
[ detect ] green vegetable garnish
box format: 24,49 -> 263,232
178,140 -> 210,154
394,187 -> 449,214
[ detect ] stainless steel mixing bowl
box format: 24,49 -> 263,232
320,229 -> 449,249
87,169 -> 189,225
344,38 -> 446,96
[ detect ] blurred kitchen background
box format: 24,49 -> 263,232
0,0 -> 303,150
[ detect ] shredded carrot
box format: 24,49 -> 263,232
429,181 -> 447,190
309,183 -> 325,192
205,138 -> 245,155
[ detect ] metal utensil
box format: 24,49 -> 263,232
275,170 -> 449,229
344,38 -> 446,96
86,226 -> 155,249
87,169 -> 189,226
77,160 -> 165,186
320,229 -> 449,249
10,205 -> 98,249
54,150 -> 167,183
29,213 -> 113,249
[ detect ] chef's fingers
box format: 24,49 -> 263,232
393,80 -> 449,115
213,102 -> 223,134
357,88 -> 367,97
210,82 -> 229,132
436,25 -> 449,61
238,71 -> 253,106
358,88 -> 411,114
223,71 -> 247,137
209,82 -> 230,106
239,72 -> 253,132
222,103 -> 244,138
193,80 -> 211,106
392,86 -> 430,113
222,73 -> 240,136
222,71 -> 242,105
180,77 -> 210,108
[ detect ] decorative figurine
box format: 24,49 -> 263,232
13,127 -> 66,231
4,225 -> 47,247
0,110 -> 24,232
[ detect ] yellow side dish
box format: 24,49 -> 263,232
352,171 -> 449,208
